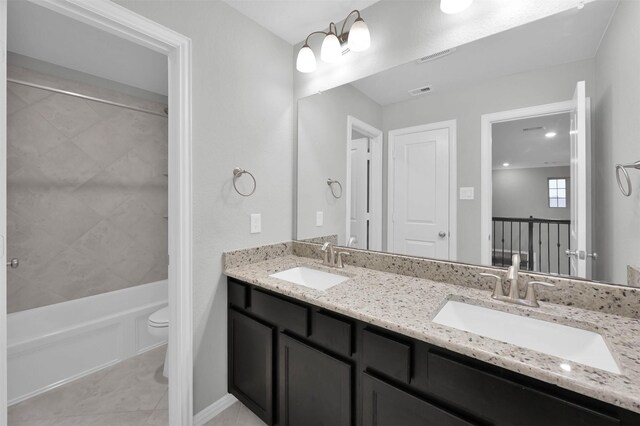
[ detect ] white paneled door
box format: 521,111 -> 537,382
389,126 -> 451,259
349,138 -> 369,249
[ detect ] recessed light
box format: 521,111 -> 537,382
502,162 -> 510,167
545,132 -> 557,138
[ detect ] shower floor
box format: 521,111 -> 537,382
8,345 -> 169,425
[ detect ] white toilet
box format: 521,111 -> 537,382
148,306 -> 169,378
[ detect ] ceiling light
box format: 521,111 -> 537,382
503,163 -> 510,167
545,132 -> 557,138
296,10 -> 371,73
440,0 -> 473,14
296,44 -> 317,73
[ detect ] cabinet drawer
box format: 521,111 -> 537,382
363,328 -> 412,383
251,289 -> 308,336
228,279 -> 248,309
310,311 -> 353,356
362,373 -> 472,426
428,353 -> 620,426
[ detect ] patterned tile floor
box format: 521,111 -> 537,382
8,345 -> 169,425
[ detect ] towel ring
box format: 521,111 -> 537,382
615,161 -> 640,197
233,167 -> 256,197
327,178 -> 343,199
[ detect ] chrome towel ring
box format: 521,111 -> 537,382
327,178 -> 343,199
233,167 -> 256,197
615,161 -> 640,197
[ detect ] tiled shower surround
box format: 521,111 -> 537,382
7,64 -> 168,313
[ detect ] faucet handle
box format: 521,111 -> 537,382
480,273 -> 505,298
336,251 -> 350,268
524,281 -> 555,307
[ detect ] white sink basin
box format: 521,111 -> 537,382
269,267 -> 349,291
433,300 -> 620,374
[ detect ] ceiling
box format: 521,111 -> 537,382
7,0 -> 168,95
351,0 -> 617,106
492,113 -> 571,170
222,0 -> 381,44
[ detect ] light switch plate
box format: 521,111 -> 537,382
316,211 -> 324,227
250,213 -> 261,234
459,187 -> 475,200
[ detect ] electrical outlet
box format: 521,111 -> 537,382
250,213 -> 261,234
316,211 -> 324,227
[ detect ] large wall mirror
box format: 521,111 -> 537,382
296,1 -> 640,287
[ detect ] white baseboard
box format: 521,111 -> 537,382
193,393 -> 238,426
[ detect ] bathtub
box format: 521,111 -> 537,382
8,280 -> 168,405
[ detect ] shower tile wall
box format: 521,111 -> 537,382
7,65 -> 168,313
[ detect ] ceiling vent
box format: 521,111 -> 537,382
408,85 -> 433,97
416,48 -> 456,64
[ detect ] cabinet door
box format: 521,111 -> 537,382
279,334 -> 352,426
228,310 -> 274,425
362,373 -> 473,426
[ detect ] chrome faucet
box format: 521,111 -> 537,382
321,242 -> 350,268
480,254 -> 555,308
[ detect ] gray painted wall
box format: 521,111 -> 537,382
493,166 -> 570,220
7,64 -> 168,313
593,0 -> 640,284
382,59 -> 595,264
114,0 -> 294,413
297,84 -> 382,244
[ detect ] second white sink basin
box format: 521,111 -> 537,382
433,300 -> 620,374
270,267 -> 349,291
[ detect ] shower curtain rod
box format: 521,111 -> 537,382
7,78 -> 168,118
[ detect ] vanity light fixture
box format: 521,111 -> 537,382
440,0 -> 473,14
296,10 -> 370,73
545,132 -> 557,138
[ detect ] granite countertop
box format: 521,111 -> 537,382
225,254 -> 640,414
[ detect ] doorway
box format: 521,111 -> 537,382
0,0 -> 193,424
346,116 -> 382,251
480,81 -> 592,279
387,120 -> 457,260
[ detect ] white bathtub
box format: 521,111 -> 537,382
8,280 -> 168,405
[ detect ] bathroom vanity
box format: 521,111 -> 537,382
224,244 -> 640,426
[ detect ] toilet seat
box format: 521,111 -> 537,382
148,306 -> 169,328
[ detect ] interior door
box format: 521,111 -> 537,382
390,127 -> 450,259
349,138 -> 369,249
569,81 -> 589,278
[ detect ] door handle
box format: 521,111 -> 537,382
587,252 -> 598,260
438,231 -> 447,238
565,250 -> 577,257
7,258 -> 19,269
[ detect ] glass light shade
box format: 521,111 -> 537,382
440,0 -> 473,14
348,18 -> 370,52
321,33 -> 341,63
296,45 -> 316,73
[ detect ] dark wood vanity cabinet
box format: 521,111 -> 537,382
227,278 -> 640,426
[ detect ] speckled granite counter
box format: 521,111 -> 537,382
224,249 -> 640,414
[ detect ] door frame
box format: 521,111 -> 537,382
1,1 -> 194,424
346,116 -> 383,251
480,100 -> 582,267
387,120 -> 457,261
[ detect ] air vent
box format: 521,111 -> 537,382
416,48 -> 456,64
523,126 -> 545,132
408,85 -> 433,97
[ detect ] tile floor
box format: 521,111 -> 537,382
8,345 -> 169,426
8,344 -> 266,426
203,402 -> 266,426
